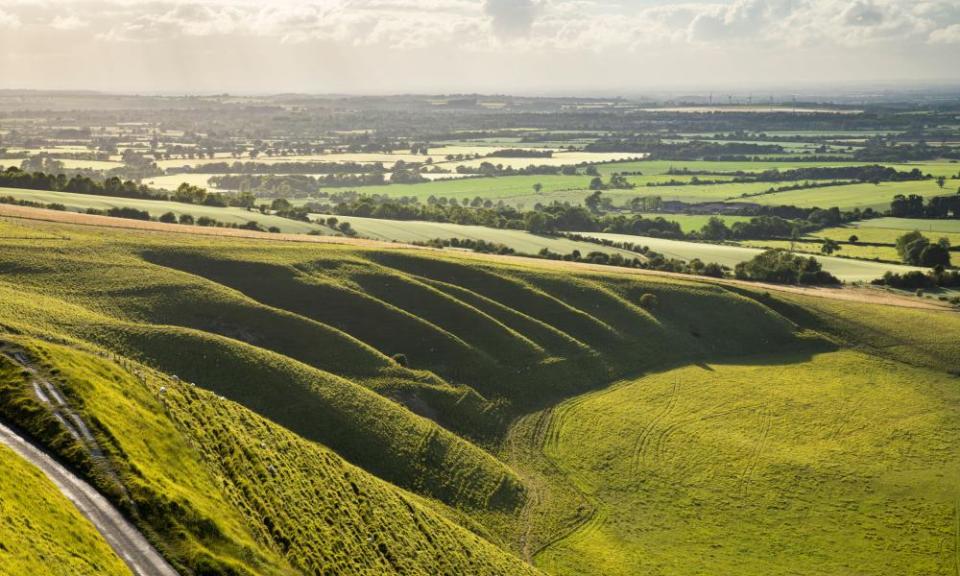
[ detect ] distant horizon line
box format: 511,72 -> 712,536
2,82 -> 960,100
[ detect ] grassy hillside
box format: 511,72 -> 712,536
307,212 -> 644,258
0,444 -> 133,576
0,187 -> 334,234
0,336 -> 542,576
0,213 -> 957,576
536,350 -> 960,576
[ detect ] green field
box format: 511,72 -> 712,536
749,179 -> 953,211
0,212 -> 958,576
0,445 -> 132,576
578,231 -> 922,282
295,174 -> 593,204
0,187 -> 333,234
278,160 -> 960,211
813,218 -> 960,250
742,239 -> 902,262
309,213 -> 644,257
633,213 -> 753,233
846,217 -> 960,233
537,349 -> 960,576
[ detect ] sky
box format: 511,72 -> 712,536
0,0 -> 958,94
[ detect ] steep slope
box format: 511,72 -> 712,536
3,213 -> 954,576
0,336 -> 542,576
0,443 -> 133,576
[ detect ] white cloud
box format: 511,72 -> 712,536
49,14 -> 89,30
0,0 -> 957,92
929,23 -> 960,44
0,9 -> 21,29
484,0 -> 538,38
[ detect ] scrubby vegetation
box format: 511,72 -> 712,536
734,249 -> 840,285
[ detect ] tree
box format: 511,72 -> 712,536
919,242 -> 951,267
270,197 -> 292,211
584,190 -> 603,213
524,211 -> 555,234
588,177 -> 604,191
895,230 -> 929,265
789,226 -> 800,252
890,194 -> 924,218
533,182 -> 543,194
158,211 -> 178,223
734,249 -> 839,285
848,234 -> 859,243
936,176 -> 947,189
700,216 -> 731,241
821,238 -> 841,255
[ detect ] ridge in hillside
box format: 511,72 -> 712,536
0,336 -> 543,576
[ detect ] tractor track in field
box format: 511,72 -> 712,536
738,407 -> 772,498
630,380 -> 680,474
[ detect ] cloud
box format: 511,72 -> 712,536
929,23 -> 960,44
484,0 -> 538,38
0,0 -> 957,92
0,9 -> 21,29
49,15 -> 89,30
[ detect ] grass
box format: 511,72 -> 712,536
749,179 -> 954,211
0,444 -> 133,576
576,231 -> 923,282
741,239 -> 902,262
631,213 -> 752,233
536,350 -> 960,576
0,187 -> 333,234
814,218 -> 960,248
0,213 -> 958,575
0,337 -> 539,576
308,212 -> 645,257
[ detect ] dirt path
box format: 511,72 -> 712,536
0,420 -> 179,576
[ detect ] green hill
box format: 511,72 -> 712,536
0,213 -> 958,575
0,444 -> 132,576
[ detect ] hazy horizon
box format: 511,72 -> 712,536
0,0 -> 958,94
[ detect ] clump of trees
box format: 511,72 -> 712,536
585,137 -> 784,159
487,149 -> 553,158
894,231 -> 952,267
415,237 -> 515,254
872,268 -> 960,291
734,249 -> 840,285
891,193 -> 960,219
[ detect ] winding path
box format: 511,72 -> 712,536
0,421 -> 179,576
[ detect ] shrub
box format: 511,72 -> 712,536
734,249 -> 840,285
106,206 -> 150,221
639,293 -> 658,309
159,211 -> 178,223
391,353 -> 408,367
